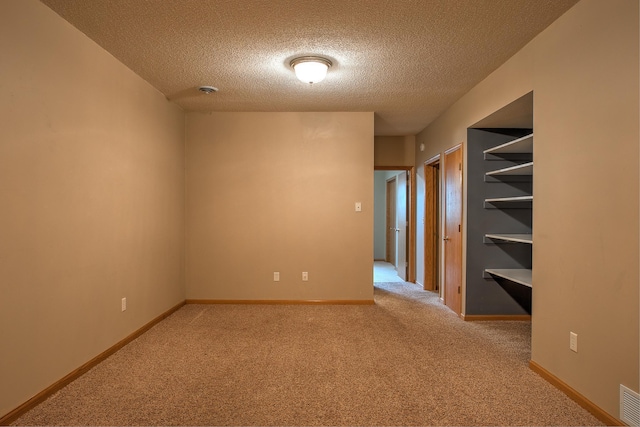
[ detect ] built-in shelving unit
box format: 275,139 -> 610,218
483,132 -> 533,289
465,92 -> 534,317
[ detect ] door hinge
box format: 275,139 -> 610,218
458,286 -> 461,294
458,224 -> 461,232
458,163 -> 461,171
405,261 -> 408,267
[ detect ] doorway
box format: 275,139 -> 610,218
424,155 -> 440,292
373,167 -> 415,283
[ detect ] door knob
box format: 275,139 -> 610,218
443,236 -> 450,241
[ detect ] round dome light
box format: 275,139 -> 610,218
198,86 -> 218,94
290,56 -> 332,84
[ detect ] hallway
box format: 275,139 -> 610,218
373,261 -> 405,283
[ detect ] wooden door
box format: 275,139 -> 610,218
396,171 -> 408,281
444,146 -> 462,315
424,159 -> 440,291
385,177 -> 397,265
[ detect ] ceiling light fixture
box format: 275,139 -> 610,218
290,56 -> 332,84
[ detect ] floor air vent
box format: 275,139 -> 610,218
621,384 -> 640,426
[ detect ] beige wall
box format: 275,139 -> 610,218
0,0 -> 186,417
374,135 -> 416,167
186,112 -> 374,301
415,0 -> 638,419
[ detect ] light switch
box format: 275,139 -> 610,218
355,202 -> 362,212
570,332 -> 578,352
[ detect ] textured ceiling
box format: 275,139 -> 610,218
40,0 -> 578,136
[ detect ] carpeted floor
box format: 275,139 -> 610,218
13,282 -> 602,426
373,261 -> 405,283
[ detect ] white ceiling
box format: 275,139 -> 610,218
40,0 -> 578,136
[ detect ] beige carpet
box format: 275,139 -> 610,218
13,282 -> 602,426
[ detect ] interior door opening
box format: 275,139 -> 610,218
424,156 -> 441,292
374,168 -> 414,284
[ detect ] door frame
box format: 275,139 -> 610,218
375,166 -> 416,283
424,154 -> 441,292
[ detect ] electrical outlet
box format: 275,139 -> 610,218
121,297 -> 126,312
273,272 -> 280,282
302,272 -> 308,281
570,332 -> 578,352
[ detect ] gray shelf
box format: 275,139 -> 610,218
484,233 -> 533,244
485,195 -> 533,203
484,195 -> 533,208
486,162 -> 533,177
483,133 -> 533,155
484,269 -> 532,287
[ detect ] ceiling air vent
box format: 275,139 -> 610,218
620,384 -> 640,426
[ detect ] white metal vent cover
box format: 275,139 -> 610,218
621,384 -> 640,426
